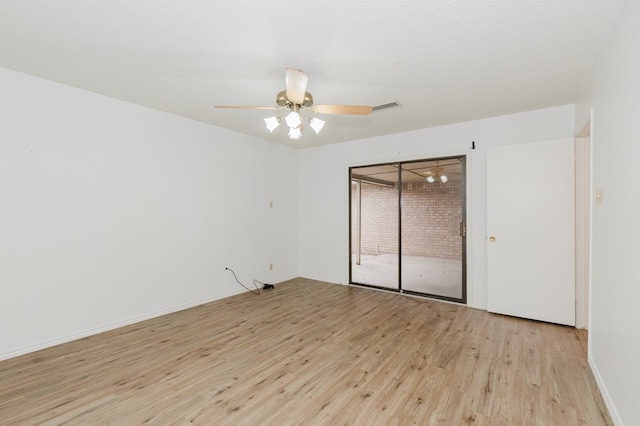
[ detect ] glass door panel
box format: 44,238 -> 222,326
400,159 -> 465,300
350,164 -> 399,290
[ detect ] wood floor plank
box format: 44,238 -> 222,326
0,278 -> 612,425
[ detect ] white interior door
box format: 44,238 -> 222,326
487,138 -> 575,326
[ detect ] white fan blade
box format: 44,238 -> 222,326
285,68 -> 308,105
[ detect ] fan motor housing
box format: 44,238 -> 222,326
276,90 -> 314,108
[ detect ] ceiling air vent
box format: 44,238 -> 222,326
372,101 -> 400,112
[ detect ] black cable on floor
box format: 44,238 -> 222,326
254,279 -> 274,290
225,267 -> 260,295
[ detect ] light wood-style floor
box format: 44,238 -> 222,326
0,278 -> 611,425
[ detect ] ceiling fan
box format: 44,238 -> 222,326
215,68 -> 374,140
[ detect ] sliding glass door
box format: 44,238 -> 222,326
349,157 -> 466,303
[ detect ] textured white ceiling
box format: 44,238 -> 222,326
0,0 -> 624,147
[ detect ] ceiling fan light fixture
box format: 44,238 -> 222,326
309,117 -> 325,134
426,175 -> 436,184
215,68 -> 375,140
288,125 -> 302,140
264,116 -> 281,132
285,105 -> 302,128
440,174 -> 448,183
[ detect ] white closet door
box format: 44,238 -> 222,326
487,138 -> 575,326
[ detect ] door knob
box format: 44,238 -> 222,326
489,236 -> 496,242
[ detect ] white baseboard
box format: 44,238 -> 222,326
268,274 -> 300,285
297,274 -> 343,285
0,287 -> 247,362
589,355 -> 622,426
0,275 -> 306,362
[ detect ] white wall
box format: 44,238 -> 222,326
0,67 -> 299,360
299,104 -> 575,309
576,1 -> 640,424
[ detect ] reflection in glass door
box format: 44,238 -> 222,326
349,157 -> 466,303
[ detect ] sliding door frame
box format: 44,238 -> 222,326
349,155 -> 467,304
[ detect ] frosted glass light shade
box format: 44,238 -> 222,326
285,111 -> 302,128
264,116 -> 280,132
288,126 -> 302,140
309,117 -> 325,134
